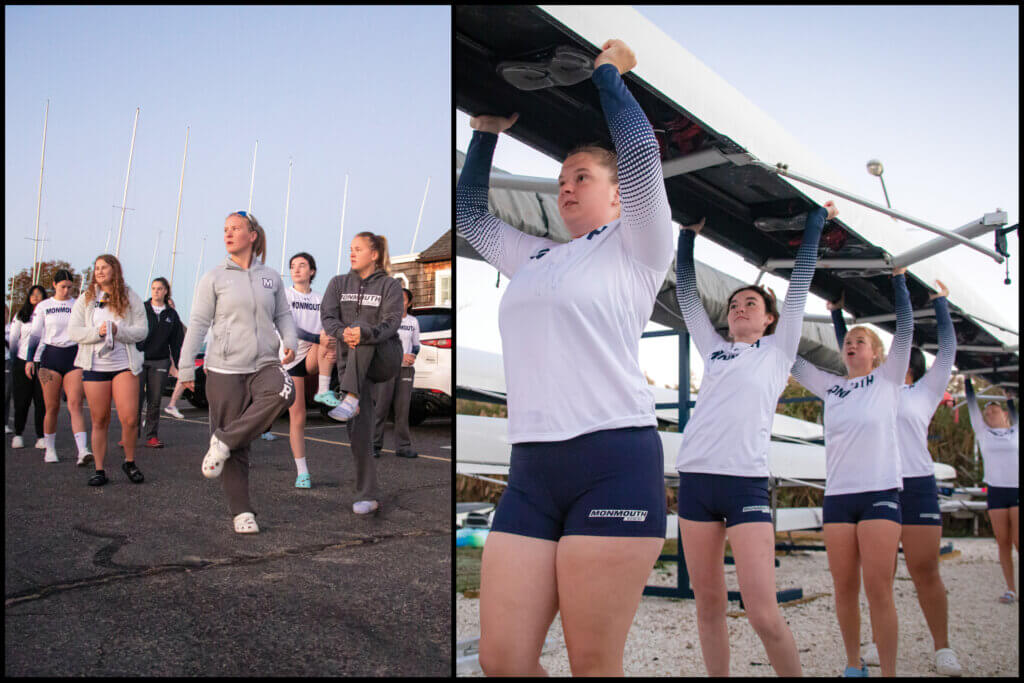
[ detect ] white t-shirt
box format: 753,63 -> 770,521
152,304 -> 166,315
966,399 -> 1019,488
90,304 -> 130,371
280,286 -> 322,370
398,314 -> 420,357
791,276 -> 913,496
31,297 -> 77,361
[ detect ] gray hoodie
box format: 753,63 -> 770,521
320,268 -> 403,347
177,256 -> 297,383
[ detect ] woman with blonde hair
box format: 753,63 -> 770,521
457,40 -> 674,676
321,231 -> 404,515
791,268 -> 913,677
67,255 -> 149,486
177,211 -> 298,534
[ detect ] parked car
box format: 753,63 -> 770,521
163,344 -> 208,409
409,305 -> 452,425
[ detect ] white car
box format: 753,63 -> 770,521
410,305 -> 452,425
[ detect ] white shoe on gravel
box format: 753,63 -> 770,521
934,648 -> 962,677
352,500 -> 379,515
164,405 -> 184,419
76,450 -> 94,467
35,437 -> 46,449
233,512 -> 259,534
862,642 -> 880,667
202,434 -> 231,478
11,435 -> 24,449
44,447 -> 59,463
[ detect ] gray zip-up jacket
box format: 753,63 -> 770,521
177,256 -> 297,383
320,268 -> 403,347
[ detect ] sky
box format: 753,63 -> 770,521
456,4 -> 1019,390
5,6 -> 451,321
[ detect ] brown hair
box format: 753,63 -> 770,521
355,231 -> 391,274
226,212 -> 267,264
564,143 -> 618,184
845,326 -> 886,369
83,254 -> 130,317
726,285 -> 780,337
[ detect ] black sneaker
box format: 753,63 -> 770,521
122,461 -> 144,484
395,449 -> 418,459
88,471 -> 108,487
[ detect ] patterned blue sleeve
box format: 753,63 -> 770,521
1008,399 -> 1017,427
456,131 -> 557,278
963,377 -> 983,432
830,308 -> 848,348
775,207 -> 827,356
880,274 -> 913,384
916,296 -> 956,400
676,229 -> 722,356
593,64 -> 673,273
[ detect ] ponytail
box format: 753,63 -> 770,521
355,231 -> 391,274
227,211 -> 267,264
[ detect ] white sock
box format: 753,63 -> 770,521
74,431 -> 88,453
44,433 -> 56,450
318,375 -> 330,394
295,457 -> 308,476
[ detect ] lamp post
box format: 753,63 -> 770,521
867,158 -> 901,225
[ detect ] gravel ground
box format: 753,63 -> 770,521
457,536 -> 1018,677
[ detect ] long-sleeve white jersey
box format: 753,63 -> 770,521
965,380 -> 1019,488
791,275 -> 913,496
455,64 -> 673,444
29,297 -> 77,361
398,314 -> 420,357
280,287 -> 323,370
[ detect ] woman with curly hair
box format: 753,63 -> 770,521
67,254 -> 150,486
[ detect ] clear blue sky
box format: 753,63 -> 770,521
6,6 -> 451,320
456,5 -> 1018,387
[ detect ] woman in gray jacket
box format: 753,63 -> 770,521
321,231 -> 404,515
177,211 -> 298,534
67,254 -> 150,486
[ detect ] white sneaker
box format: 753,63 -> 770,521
35,437 -> 46,449
44,447 -> 59,463
934,648 -> 963,677
201,434 -> 231,478
76,450 -> 94,467
11,435 -> 24,449
233,512 -> 259,534
164,405 -> 184,419
5,424 -> 12,434
353,500 -> 379,515
862,642 -> 880,667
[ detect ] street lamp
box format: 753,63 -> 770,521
865,159 -> 891,208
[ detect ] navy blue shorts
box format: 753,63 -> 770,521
286,360 -> 308,378
900,475 -> 942,526
490,426 -> 667,541
40,345 -> 79,375
987,486 -> 1019,510
677,472 -> 773,527
82,368 -> 133,382
823,489 -> 901,524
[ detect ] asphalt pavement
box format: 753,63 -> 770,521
4,395 -> 452,676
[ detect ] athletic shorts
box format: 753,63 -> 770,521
823,489 -> 901,525
677,472 -> 773,527
900,475 -> 942,526
40,345 -> 79,375
987,486 -> 1019,510
286,360 -> 308,378
489,426 -> 666,541
82,368 -> 133,382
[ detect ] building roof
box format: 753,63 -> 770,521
418,229 -> 452,263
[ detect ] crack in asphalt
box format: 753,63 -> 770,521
5,526 -> 450,608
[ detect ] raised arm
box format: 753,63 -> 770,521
879,271 -> 913,384
676,224 -> 723,356
1008,398 -> 1018,427
592,43 -> 673,272
963,377 -> 984,432
456,119 -> 558,278
916,282 -> 956,400
775,205 -> 830,355
790,356 -> 836,400
830,306 -> 848,348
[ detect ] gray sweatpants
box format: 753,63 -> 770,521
373,366 -> 415,452
205,365 -> 296,516
138,358 -> 171,440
